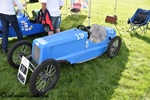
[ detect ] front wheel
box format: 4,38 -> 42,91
29,59 -> 60,97
106,36 -> 121,58
7,40 -> 32,68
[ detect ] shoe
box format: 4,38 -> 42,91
2,49 -> 8,54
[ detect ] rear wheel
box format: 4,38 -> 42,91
7,40 -> 32,68
106,36 -> 121,58
29,59 -> 60,97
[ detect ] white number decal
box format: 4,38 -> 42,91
75,33 -> 85,40
75,34 -> 80,40
85,41 -> 89,48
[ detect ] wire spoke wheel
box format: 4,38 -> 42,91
29,59 -> 60,97
107,36 -> 121,58
36,64 -> 57,91
110,39 -> 119,56
7,40 -> 32,68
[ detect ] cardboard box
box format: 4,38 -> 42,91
105,15 -> 117,24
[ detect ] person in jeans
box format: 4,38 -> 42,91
37,2 -> 54,35
0,0 -> 25,54
41,0 -> 64,35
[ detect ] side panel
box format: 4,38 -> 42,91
32,29 -> 88,64
9,17 -> 44,37
84,40 -> 108,61
0,14 -> 44,38
79,26 -> 116,63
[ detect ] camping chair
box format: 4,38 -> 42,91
70,3 -> 81,16
127,8 -> 150,34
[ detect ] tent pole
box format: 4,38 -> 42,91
66,0 -> 67,14
114,0 -> 117,15
88,0 -> 91,26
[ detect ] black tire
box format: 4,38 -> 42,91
106,36 -> 121,58
29,59 -> 60,97
7,40 -> 32,68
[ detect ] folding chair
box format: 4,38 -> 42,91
127,8 -> 150,34
70,3 -> 81,16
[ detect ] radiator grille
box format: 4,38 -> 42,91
33,44 -> 40,63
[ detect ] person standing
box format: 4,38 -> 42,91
40,0 -> 64,35
37,2 -> 54,35
0,0 -> 24,54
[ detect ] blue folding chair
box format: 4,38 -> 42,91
127,8 -> 150,34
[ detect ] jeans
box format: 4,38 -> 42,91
0,13 -> 23,50
50,16 -> 61,29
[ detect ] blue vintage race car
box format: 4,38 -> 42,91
0,10 -> 44,38
7,24 -> 121,96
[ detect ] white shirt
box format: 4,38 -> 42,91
0,0 -> 24,15
40,0 -> 64,16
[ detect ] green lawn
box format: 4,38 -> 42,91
0,0 -> 150,100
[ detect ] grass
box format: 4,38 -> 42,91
0,0 -> 150,100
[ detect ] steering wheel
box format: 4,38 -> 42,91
77,25 -> 92,38
15,9 -> 21,15
16,9 -> 30,19
24,10 -> 31,19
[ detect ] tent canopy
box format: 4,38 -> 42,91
70,0 -> 89,9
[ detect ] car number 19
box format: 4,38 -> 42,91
75,33 -> 85,40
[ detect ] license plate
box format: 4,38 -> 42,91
17,56 -> 30,85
